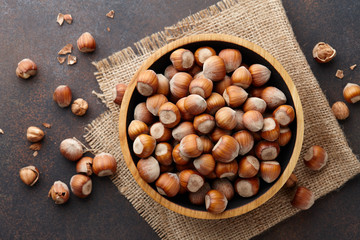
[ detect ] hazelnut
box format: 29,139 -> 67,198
156,74 -> 170,96
249,87 -> 265,98
128,120 -> 150,141
188,64 -> 202,77
137,156 -> 160,183
158,102 -> 181,128
164,65 -> 179,80
48,181 -> 70,204
312,42 -> 336,63
255,141 -> 280,161
70,174 -> 92,198
215,160 -> 238,179
303,145 -> 328,170
136,70 -> 158,97
172,144 -> 191,165
60,138 -> 83,161
231,66 -> 252,89
243,97 -> 267,113
212,179 -> 235,200
71,98 -> 88,116
218,49 -> 242,73
176,97 -> 194,121
170,48 -> 194,71
233,130 -> 254,156
189,78 -> 213,98
172,121 -> 196,141
189,183 -> 211,205
234,110 -> 245,131
261,117 -> 280,142
206,92 -> 226,115
200,136 -> 214,154
150,122 -> 172,142
16,58 -> 37,79
209,127 -> 231,143
134,102 -> 155,125
215,107 -> 237,130
92,152 -> 117,176
212,135 -> 239,163
203,56 -> 226,81
234,177 -> 260,197
223,85 -> 248,108
343,83 -> 360,103
205,190 -> 228,214
238,156 -> 260,179
193,114 -> 216,134
194,46 -> 216,67
179,134 -> 203,158
133,134 -> 156,158
273,105 -> 295,126
169,72 -> 192,100
179,169 -> 204,192
278,127 -> 292,146
76,157 -> 93,176
291,186 -> 315,210
53,85 -> 72,108
285,173 -> 298,188
19,166 -> 39,186
331,101 -> 349,120
214,75 -> 232,94
155,172 -> 180,197
112,83 -> 127,105
261,87 -> 287,109
77,32 -> 96,52
154,143 -> 173,166
193,154 -> 216,176
249,64 -> 271,87
242,110 -> 264,132
26,126 -> 44,142
260,161 -> 281,183
184,94 -> 207,115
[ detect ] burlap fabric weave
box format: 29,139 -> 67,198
84,0 -> 360,239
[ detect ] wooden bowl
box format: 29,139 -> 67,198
119,34 -> 304,219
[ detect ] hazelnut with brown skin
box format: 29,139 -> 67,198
26,126 -> 45,142
16,59 -> 37,79
312,42 -> 336,63
331,101 -> 349,120
71,98 -> 88,116
19,166 -> 39,186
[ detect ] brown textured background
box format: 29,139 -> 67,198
0,0 -> 359,239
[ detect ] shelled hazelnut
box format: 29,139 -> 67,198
16,59 -> 37,79
312,42 -> 336,63
71,98 -> 88,116
19,166 -> 39,186
26,126 -> 44,142
331,101 -> 349,120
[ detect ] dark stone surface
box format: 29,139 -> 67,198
0,0 -> 358,239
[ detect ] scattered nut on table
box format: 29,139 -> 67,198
16,59 -> 37,79
332,101 -> 349,120
312,42 -> 336,63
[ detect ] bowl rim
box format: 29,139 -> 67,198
119,34 -> 304,219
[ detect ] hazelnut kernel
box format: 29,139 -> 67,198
331,101 -> 349,120
71,98 -> 88,116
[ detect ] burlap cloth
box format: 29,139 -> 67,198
84,0 -> 360,239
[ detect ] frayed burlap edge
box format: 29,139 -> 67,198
85,0 -> 360,239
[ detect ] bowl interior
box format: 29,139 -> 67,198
125,40 -> 297,212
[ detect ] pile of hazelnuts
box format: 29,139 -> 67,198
128,46 -> 299,214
